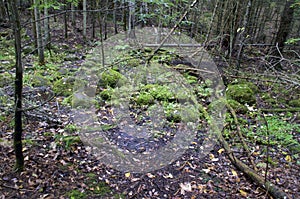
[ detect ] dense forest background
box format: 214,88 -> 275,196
0,0 -> 300,198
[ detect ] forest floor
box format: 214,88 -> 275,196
0,22 -> 300,199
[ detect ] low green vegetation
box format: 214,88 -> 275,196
64,124 -> 78,133
53,77 -> 75,96
55,135 -> 82,150
242,115 -> 300,153
66,189 -> 87,199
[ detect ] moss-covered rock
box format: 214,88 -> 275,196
53,77 -> 75,96
136,92 -> 154,105
98,69 -> 125,88
230,80 -> 259,93
26,74 -> 51,87
72,92 -> 96,108
141,84 -> 174,101
226,83 -> 256,104
126,58 -> 140,67
288,99 -> 300,107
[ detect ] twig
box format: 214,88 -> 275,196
146,0 -> 199,63
168,65 -> 215,74
19,93 -> 57,112
226,103 -> 257,171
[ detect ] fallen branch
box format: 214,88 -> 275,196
219,134 -> 290,199
261,108 -> 300,112
226,103 -> 257,171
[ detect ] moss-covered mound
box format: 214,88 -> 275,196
25,74 -> 51,87
98,69 -> 126,88
136,92 -> 155,105
226,83 -> 256,105
53,77 -> 75,96
141,84 -> 174,101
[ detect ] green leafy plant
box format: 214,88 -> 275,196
55,135 -> 81,150
243,116 -> 300,152
66,189 -> 87,199
64,124 -> 78,133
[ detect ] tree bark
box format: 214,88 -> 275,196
44,0 -> 51,50
83,0 -> 87,40
274,0 -> 295,51
63,0 -> 68,39
34,0 -> 44,65
10,0 -> 24,172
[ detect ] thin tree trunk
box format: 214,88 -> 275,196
63,0 -> 68,38
113,0 -> 118,34
83,0 -> 87,40
122,0 -> 127,31
44,0 -> 51,51
91,0 -> 96,38
31,0 -> 37,53
71,3 -> 75,27
10,0 -> 24,172
34,0 -> 44,65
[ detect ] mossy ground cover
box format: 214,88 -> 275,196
1,26 -> 300,198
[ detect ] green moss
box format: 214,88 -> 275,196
53,77 -> 75,96
135,92 -> 154,105
226,83 -> 256,104
0,72 -> 13,87
98,69 -> 125,88
289,99 -> 300,107
25,74 -> 51,87
126,58 -> 140,67
227,99 -> 248,113
99,89 -> 114,100
66,189 -> 87,199
141,84 -> 174,101
162,102 -> 198,123
230,80 -> 259,93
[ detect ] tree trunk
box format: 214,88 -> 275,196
44,0 -> 51,50
34,0 -> 44,65
63,0 -> 68,38
83,0 -> 87,40
0,0 -> 7,22
274,0 -> 295,51
91,0 -> 96,38
10,0 -> 24,172
113,0 -> 118,34
122,0 -> 127,31
71,3 -> 75,27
